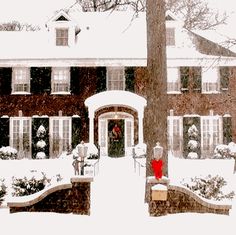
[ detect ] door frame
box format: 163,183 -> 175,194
98,112 -> 134,156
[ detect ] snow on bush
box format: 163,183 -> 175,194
0,146 -> 17,160
36,140 -> 46,149
214,142 -> 236,159
35,151 -> 46,159
11,171 -> 63,197
181,175 -> 235,201
0,179 -> 7,205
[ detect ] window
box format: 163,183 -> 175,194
180,67 -> 201,92
10,117 -> 31,158
56,28 -> 68,46
12,67 -> 30,93
51,67 -> 70,94
166,28 -> 175,46
167,67 -> 180,93
107,67 -> 125,90
201,116 -> 222,158
202,67 -> 219,93
50,117 -> 71,157
168,116 -> 183,157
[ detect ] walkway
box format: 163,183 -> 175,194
91,156 -> 148,219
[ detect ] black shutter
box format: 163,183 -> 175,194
125,67 -> 135,92
183,116 -> 201,158
223,115 -> 232,144
31,67 -> 51,94
220,67 -> 230,92
96,67 -> 107,93
193,67 -> 202,93
180,67 -> 189,93
0,68 -> 12,95
32,117 -> 49,159
72,116 -> 81,148
71,67 -> 80,95
0,117 -> 9,147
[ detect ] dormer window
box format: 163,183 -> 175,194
166,28 -> 175,46
56,28 -> 68,46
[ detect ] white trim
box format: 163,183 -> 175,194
98,112 -> 134,156
51,67 -> 70,94
49,116 -> 72,158
10,117 -> 32,159
12,67 -> 30,94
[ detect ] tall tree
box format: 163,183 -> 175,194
144,0 -> 167,176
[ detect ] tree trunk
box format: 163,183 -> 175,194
144,0 -> 168,178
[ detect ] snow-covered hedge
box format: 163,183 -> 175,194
0,179 -> 6,205
12,171 -> 63,197
214,142 -> 236,159
181,175 -> 235,201
0,146 -> 17,160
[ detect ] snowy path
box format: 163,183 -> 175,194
91,156 -> 148,218
0,156 -> 236,235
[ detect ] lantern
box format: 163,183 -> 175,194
153,142 -> 163,160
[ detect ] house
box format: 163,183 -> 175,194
0,3 -> 236,159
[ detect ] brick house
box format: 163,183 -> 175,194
0,6 -> 236,159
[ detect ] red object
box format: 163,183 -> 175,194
151,159 -> 163,179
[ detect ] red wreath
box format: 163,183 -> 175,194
151,159 -> 163,179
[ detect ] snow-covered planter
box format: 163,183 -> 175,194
181,175 -> 235,201
0,146 -> 17,160
0,179 -> 6,205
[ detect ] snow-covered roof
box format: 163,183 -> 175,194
0,5 -> 235,66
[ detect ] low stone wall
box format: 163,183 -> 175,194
8,177 -> 93,215
147,177 -> 232,217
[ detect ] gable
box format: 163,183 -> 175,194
55,15 -> 69,21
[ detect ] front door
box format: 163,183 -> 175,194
108,119 -> 125,157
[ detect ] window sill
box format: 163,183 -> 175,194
11,92 -> 31,95
51,92 -> 71,95
202,91 -> 221,94
167,91 -> 181,94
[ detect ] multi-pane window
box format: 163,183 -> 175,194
10,117 -> 31,158
201,116 -> 222,158
107,67 -> 125,90
180,67 -> 201,92
202,67 -> 219,93
166,28 -> 175,46
168,116 -> 183,157
167,67 -> 180,93
12,67 -> 30,93
125,120 -> 133,148
56,28 -> 68,46
50,117 -> 71,157
51,67 -> 70,93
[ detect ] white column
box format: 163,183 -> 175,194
88,108 -> 95,144
138,111 -> 144,144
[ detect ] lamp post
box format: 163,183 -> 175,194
73,141 -> 88,175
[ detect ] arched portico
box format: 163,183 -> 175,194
85,91 -> 147,148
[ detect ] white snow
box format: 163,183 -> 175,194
0,156 -> 236,235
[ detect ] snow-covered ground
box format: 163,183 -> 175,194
0,156 -> 236,235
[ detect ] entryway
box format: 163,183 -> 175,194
108,119 -> 125,157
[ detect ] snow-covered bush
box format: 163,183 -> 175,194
11,171 -> 63,197
187,124 -> 200,159
35,125 -> 47,159
181,175 -> 235,201
0,179 -> 6,205
214,142 -> 236,159
0,146 -> 17,160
